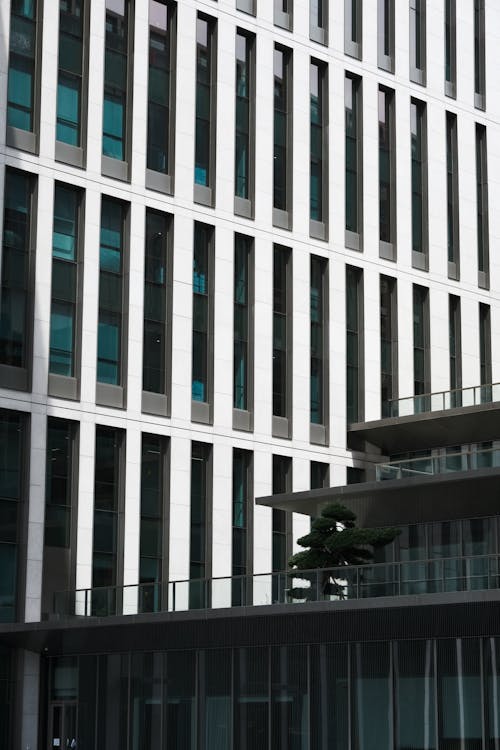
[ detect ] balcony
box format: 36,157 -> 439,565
52,554 -> 500,619
348,381 -> 500,453
376,445 -> 500,481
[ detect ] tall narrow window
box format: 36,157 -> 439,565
194,15 -> 216,206
102,0 -> 133,178
139,434 -> 168,613
192,224 -> 214,424
310,461 -> 329,489
42,418 -> 78,617
411,99 -> 428,269
410,0 -> 426,85
0,411 -> 26,623
444,0 -> 456,97
147,0 -> 176,193
379,87 -> 396,259
413,285 -> 430,412
378,0 -> 394,71
474,0 -> 486,109
310,255 -> 329,444
310,0 -> 328,45
310,60 -> 328,239
274,0 -> 293,31
346,266 -> 364,424
345,0 -> 362,59
272,455 -> 292,596
345,74 -> 362,250
97,198 -> 128,406
190,442 -> 211,608
446,113 -> 460,279
232,449 -> 253,606
235,30 -> 255,218
476,125 -> 489,289
479,303 -> 491,403
142,209 -> 172,416
49,184 -> 82,399
233,234 -> 253,430
273,46 -> 293,230
92,426 -> 124,616
273,246 -> 292,439
237,0 -> 256,16
56,0 -> 87,165
7,0 -> 41,152
0,169 -> 36,391
380,275 -> 398,418
449,296 -> 462,407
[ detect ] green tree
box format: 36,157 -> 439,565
288,503 -> 400,599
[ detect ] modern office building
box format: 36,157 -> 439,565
0,0 -> 500,747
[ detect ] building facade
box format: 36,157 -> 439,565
0,0 -> 500,747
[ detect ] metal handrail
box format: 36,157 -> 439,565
387,381 -> 500,418
53,553 -> 500,618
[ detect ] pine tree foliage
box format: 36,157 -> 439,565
288,502 -> 400,571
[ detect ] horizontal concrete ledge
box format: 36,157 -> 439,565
257,466 -> 500,526
348,400 -> 500,453
2,591 -> 500,655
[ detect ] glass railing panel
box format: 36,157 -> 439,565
212,577 -> 232,609
253,573 -> 273,606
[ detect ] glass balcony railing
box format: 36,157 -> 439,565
376,445 -> 500,481
53,553 -> 500,619
388,382 -> 500,418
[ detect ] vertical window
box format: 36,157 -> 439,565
0,411 -> 26,623
378,0 -> 394,72
411,99 -> 428,269
346,266 -> 364,425
0,169 -> 35,389
233,234 -> 253,428
97,198 -> 128,402
142,209 -> 172,415
192,224 -> 214,424
474,0 -> 486,109
7,0 -> 41,152
232,449 -> 253,606
378,87 -> 396,259
274,0 -> 293,31
345,0 -> 362,59
310,0 -> 328,45
476,125 -> 489,289
446,113 -> 460,279
310,461 -> 329,489
310,255 -> 329,444
194,15 -> 216,205
190,442 -> 211,608
236,0 -> 256,16
410,0 -> 426,85
273,245 -> 292,438
92,427 -> 124,615
49,184 -> 82,393
345,74 -> 362,249
147,0 -> 176,192
380,275 -> 398,418
449,296 -> 462,407
102,0 -> 132,177
272,455 -> 292,579
44,418 -> 76,550
139,434 -> 168,613
56,0 -> 87,162
444,0 -> 456,97
413,285 -> 430,412
273,46 -> 293,230
310,60 -> 328,239
479,303 -> 491,402
235,30 -> 255,218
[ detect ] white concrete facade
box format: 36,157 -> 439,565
0,0 -> 499,629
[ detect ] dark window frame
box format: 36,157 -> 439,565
310,59 -> 329,241
233,234 -> 254,433
273,45 -> 293,231
272,245 -> 293,440
191,223 -> 215,425
194,13 -> 217,207
234,28 -> 256,220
